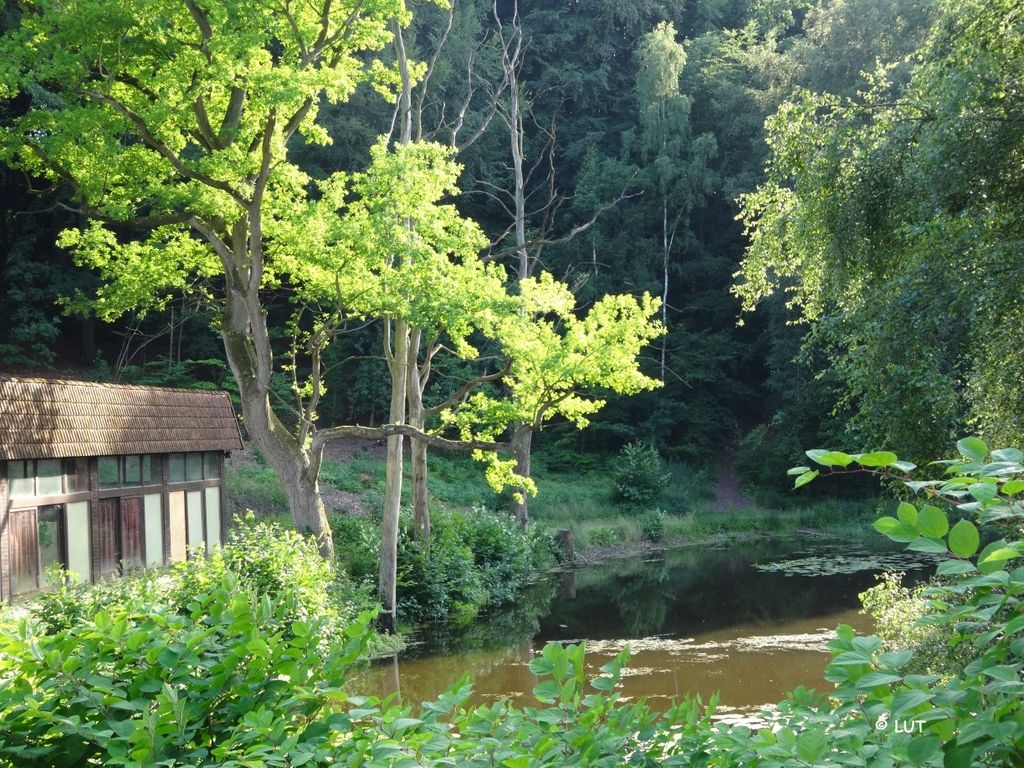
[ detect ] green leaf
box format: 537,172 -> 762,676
956,437 -> 988,462
907,735 -> 941,766
874,516 -> 901,535
968,482 -> 997,503
991,448 -> 1023,463
948,520 -> 980,558
794,470 -> 819,488
908,536 -> 949,555
795,728 -> 827,763
942,742 -> 975,768
856,671 -> 903,688
787,465 -> 811,476
817,451 -> 854,466
977,543 -> 1020,573
897,502 -> 918,526
857,451 -> 898,467
1002,480 -> 1024,496
891,690 -> 933,713
888,460 -> 917,473
917,505 -> 949,538
533,679 -> 561,703
805,449 -> 830,465
935,559 -> 977,576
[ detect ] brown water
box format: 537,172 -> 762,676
354,538 -> 934,716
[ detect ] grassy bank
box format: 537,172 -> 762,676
226,446 -> 881,558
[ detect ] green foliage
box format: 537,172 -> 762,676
639,509 -> 666,542
611,441 -> 670,509
860,572 -> 973,680
219,514 -> 362,643
331,506 -> 547,625
1,564 -> 374,767
737,0 -> 1024,458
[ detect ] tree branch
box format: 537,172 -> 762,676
311,423 -> 510,455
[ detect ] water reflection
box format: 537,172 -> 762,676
353,537 -> 930,713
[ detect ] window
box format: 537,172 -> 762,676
186,452 -> 203,482
65,457 -> 89,493
97,455 -> 159,489
98,457 -> 120,489
37,505 -> 65,577
7,460 -> 33,498
8,459 -> 85,498
168,453 -> 186,483
203,452 -> 221,479
36,460 -> 63,496
168,452 -> 219,483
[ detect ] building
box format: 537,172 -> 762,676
0,376 -> 243,602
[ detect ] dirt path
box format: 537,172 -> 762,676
713,451 -> 757,512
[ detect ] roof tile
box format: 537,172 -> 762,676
0,377 -> 243,460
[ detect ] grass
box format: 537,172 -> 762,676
225,448 -> 883,556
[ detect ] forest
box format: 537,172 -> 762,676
1,0 -> 1023,764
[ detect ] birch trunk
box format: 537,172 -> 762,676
378,318 -> 410,634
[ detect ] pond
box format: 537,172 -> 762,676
354,537 -> 936,717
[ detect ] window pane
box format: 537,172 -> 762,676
186,490 -> 204,552
66,501 -> 91,583
203,452 -> 221,479
38,505 -> 65,581
204,487 -> 221,556
144,494 -> 163,568
98,457 -> 120,489
8,460 -> 34,498
123,455 -> 141,486
37,459 -> 63,497
186,452 -> 203,482
168,453 -> 186,483
141,455 -> 154,485
65,457 -> 90,493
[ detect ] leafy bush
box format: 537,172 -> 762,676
859,571 -> 973,679
1,571 -> 373,767
639,509 -> 666,541
587,526 -> 620,548
333,507 -> 546,625
5,439 -> 1024,767
611,441 -> 669,509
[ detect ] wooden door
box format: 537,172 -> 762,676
9,508 -> 39,596
92,498 -> 119,580
120,497 -> 144,571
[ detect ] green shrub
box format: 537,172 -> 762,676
587,526 -> 619,548
330,513 -> 380,586
859,571 -> 973,679
396,512 -> 484,624
1,570 -> 373,767
611,441 -> 669,509
639,509 -> 666,541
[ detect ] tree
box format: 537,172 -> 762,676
626,21 -> 717,383
0,0 -> 455,560
735,0 -> 1024,457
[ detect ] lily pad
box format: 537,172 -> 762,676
754,548 -> 941,577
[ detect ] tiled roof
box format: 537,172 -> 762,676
0,377 -> 243,460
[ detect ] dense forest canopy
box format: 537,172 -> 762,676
1,0 -> 1020,489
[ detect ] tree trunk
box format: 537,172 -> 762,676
410,435 -> 430,550
378,319 -> 410,634
220,285 -> 334,559
511,424 -> 533,528
406,329 -> 431,551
